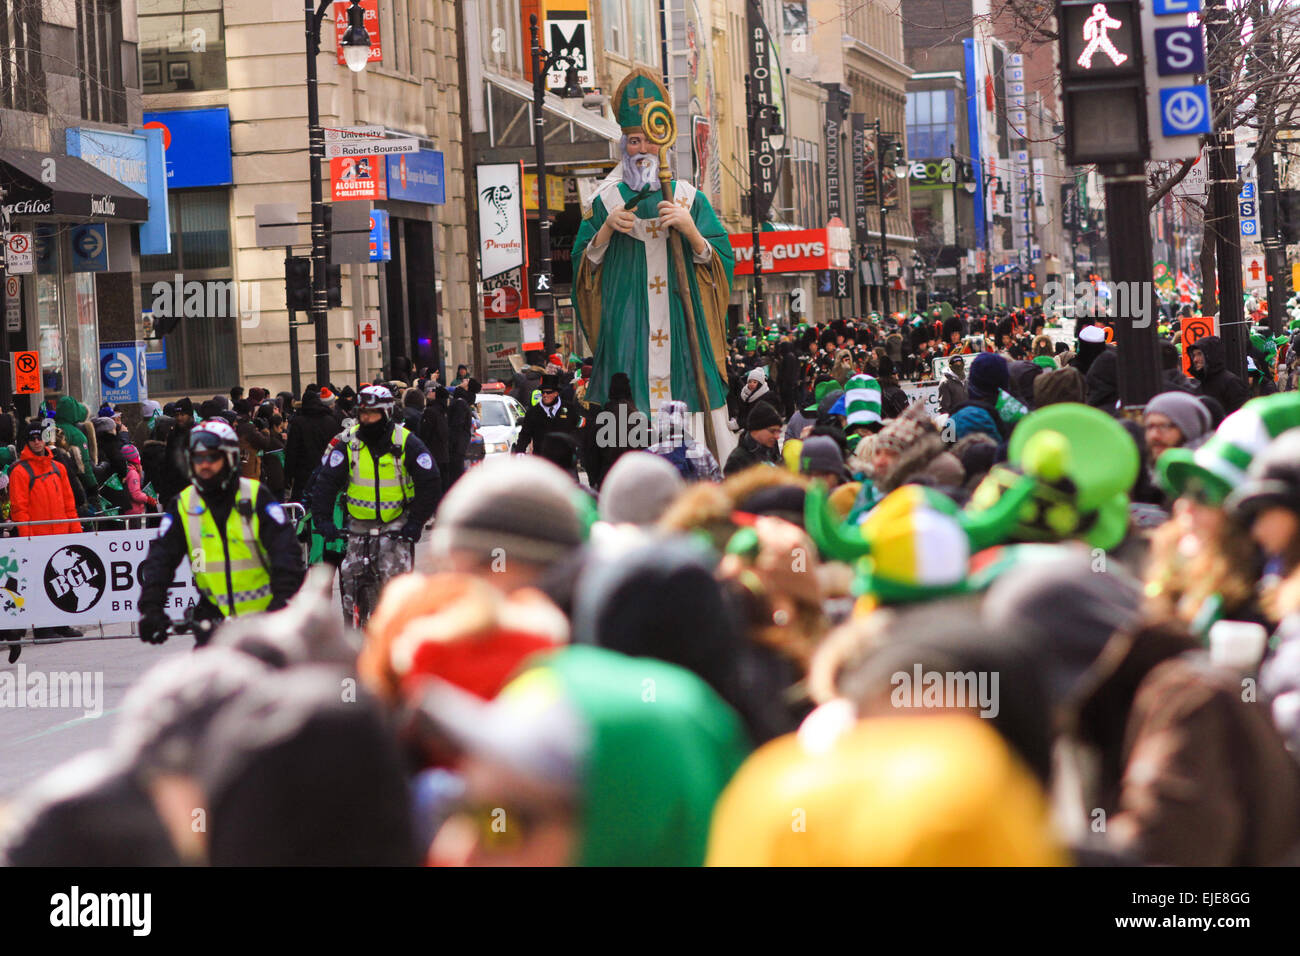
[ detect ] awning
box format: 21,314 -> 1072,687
478,71 -> 619,165
1,148 -> 149,222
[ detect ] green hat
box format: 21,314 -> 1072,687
1158,392 -> 1300,505
744,336 -> 757,352
612,69 -> 671,133
805,379 -> 840,412
967,403 -> 1139,550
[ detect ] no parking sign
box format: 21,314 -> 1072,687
99,341 -> 147,403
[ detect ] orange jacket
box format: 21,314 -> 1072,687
10,445 -> 82,536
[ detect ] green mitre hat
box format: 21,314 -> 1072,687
613,69 -> 671,133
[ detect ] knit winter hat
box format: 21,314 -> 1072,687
430,455 -> 584,566
872,400 -> 934,455
1144,391 -> 1211,445
746,401 -> 782,432
599,452 -> 685,525
968,352 -> 1010,401
844,374 -> 883,429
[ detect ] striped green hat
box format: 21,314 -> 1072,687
844,374 -> 883,429
1158,392 -> 1300,504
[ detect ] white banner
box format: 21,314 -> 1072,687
0,528 -> 199,629
477,164 -> 524,280
900,382 -> 942,418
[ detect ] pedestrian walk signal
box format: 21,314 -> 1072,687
1057,0 -> 1148,164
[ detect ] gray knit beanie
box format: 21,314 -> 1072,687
598,452 -> 684,525
429,455 -> 583,566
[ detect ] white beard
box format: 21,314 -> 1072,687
624,152 -> 661,191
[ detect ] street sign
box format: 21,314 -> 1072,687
322,125 -> 386,141
254,203 -> 301,247
1243,255 -> 1267,293
325,138 -> 418,158
5,233 -> 33,274
1159,86 -> 1212,137
1174,148 -> 1208,197
1142,1 -> 1211,158
12,350 -> 40,394
1153,26 -> 1205,75
1238,156 -> 1260,239
357,317 -> 380,350
4,275 -> 20,332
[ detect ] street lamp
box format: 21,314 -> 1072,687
304,0 -> 372,388
745,73 -> 785,334
528,14 -> 583,354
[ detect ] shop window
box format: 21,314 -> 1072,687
905,89 -> 956,160
0,0 -> 44,113
138,0 -> 227,93
76,0 -> 127,124
140,189 -> 240,394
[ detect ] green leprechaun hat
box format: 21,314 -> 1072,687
612,68 -> 671,133
1158,392 -> 1300,505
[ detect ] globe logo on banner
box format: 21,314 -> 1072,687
44,546 -> 106,614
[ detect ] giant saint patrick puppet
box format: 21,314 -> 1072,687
573,69 -> 736,461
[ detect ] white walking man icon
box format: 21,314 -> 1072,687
1077,3 -> 1128,69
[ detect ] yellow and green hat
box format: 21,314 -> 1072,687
612,69 -> 671,133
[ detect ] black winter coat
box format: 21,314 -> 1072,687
284,396 -> 343,502
1189,335 -> 1251,414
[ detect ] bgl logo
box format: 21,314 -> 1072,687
44,546 -> 106,614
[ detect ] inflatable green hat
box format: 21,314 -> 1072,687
938,301 -> 955,321
612,68 -> 671,133
805,379 -> 842,413
967,403 -> 1139,551
804,480 -> 1035,607
1158,392 -> 1300,505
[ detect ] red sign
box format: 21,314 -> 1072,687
334,0 -> 382,66
330,156 -> 387,201
483,286 -> 522,319
729,228 -> 843,276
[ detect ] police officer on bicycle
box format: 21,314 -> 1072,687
139,420 -> 306,646
310,385 -> 441,623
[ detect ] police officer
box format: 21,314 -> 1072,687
138,421 -> 306,646
310,385 -> 441,624
514,372 -> 578,454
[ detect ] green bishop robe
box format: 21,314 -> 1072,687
572,175 -> 734,415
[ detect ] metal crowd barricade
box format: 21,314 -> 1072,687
1,503 -> 306,646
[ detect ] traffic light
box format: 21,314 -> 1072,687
285,256 -> 311,313
327,264 -> 342,308
1057,0 -> 1147,164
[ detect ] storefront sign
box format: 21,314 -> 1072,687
141,107 -> 234,188
0,528 -> 199,629
368,210 -> 391,262
334,0 -> 382,66
477,164 -> 524,280
66,127 -> 170,255
330,156 -> 387,201
523,174 -> 567,211
385,150 -> 445,204
99,341 -> 147,404
729,229 -> 841,276
70,224 -> 109,272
